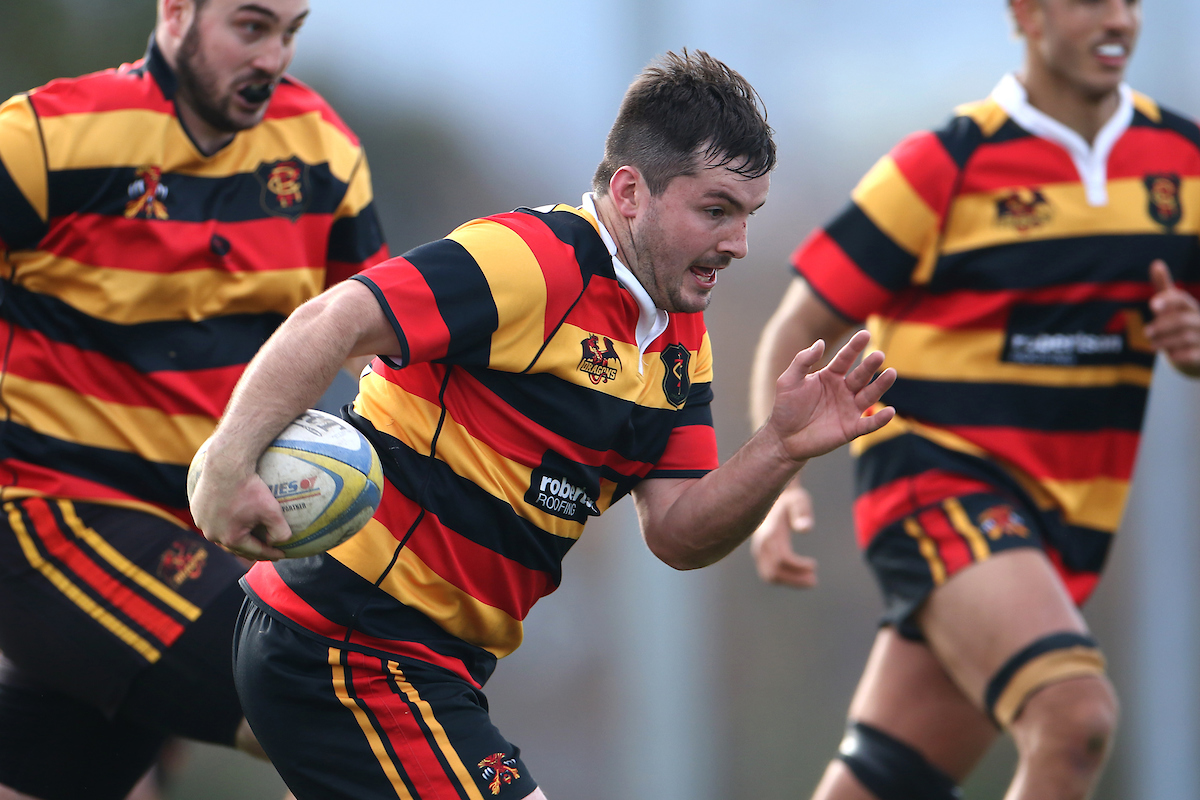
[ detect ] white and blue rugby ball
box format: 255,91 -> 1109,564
188,409 -> 384,558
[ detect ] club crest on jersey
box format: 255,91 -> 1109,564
660,343 -> 691,408
478,753 -> 520,795
977,505 -> 1030,540
156,540 -> 208,587
578,333 -> 622,384
256,159 -> 310,220
995,188 -> 1051,232
125,166 -> 169,220
1144,173 -> 1182,230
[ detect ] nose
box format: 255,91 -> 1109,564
720,219 -> 749,260
1103,0 -> 1138,33
250,35 -> 292,77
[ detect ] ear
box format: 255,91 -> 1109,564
160,0 -> 196,40
1009,0 -> 1043,41
608,165 -> 645,221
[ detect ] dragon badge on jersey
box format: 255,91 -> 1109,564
660,343 -> 691,408
977,505 -> 1030,541
995,188 -> 1051,232
478,753 -> 520,795
578,333 -> 622,385
256,159 -> 310,221
1144,173 -> 1182,230
125,166 -> 169,220
157,540 -> 209,588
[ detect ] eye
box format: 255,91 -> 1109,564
705,207 -> 725,219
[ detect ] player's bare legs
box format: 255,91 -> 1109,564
818,549 -> 1116,800
922,549 -> 1116,800
811,630 -> 997,799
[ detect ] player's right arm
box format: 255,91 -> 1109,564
748,278 -> 856,588
189,279 -> 399,560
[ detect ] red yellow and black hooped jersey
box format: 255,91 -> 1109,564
245,200 -> 718,684
0,39 -> 388,529
793,77 -> 1200,577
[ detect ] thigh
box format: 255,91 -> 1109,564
235,601 -> 539,800
0,656 -> 165,800
918,546 -> 1089,708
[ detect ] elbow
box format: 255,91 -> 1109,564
643,531 -> 716,571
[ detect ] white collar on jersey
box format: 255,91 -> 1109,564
580,192 -> 669,375
991,72 -> 1133,207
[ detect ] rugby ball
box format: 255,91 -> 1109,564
188,409 -> 384,558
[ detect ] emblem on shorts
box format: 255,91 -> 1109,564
256,159 -> 310,220
125,166 -> 169,220
660,344 -> 691,408
157,540 -> 209,587
578,333 -> 622,384
995,188 -> 1051,232
478,753 -> 520,795
977,505 -> 1030,540
1144,173 -> 1182,230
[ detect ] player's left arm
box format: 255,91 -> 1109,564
630,330 -> 895,570
1144,259 -> 1200,377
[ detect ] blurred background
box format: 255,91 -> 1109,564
3,1 -> 1199,797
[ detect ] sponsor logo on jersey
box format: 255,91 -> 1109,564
995,188 -> 1052,232
1001,302 -> 1154,367
1144,173 -> 1182,230
125,166 -> 169,220
478,753 -> 520,795
578,333 -> 622,384
157,540 -> 208,587
256,159 -> 310,220
524,452 -> 600,523
977,505 -> 1030,540
660,343 -> 691,408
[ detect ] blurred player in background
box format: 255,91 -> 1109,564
750,0 -> 1200,798
0,0 -> 386,797
189,50 -> 895,799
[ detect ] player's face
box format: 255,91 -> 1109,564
1025,0 -> 1140,100
627,159 -> 770,314
175,0 -> 309,134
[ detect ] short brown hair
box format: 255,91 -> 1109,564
592,49 -> 776,196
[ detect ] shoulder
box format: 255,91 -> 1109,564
24,59 -> 171,118
264,75 -> 362,147
1129,91 -> 1200,152
451,204 -> 612,275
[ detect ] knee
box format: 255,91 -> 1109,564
1014,675 -> 1118,773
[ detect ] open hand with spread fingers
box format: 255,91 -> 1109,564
764,329 -> 896,464
1145,259 -> 1200,377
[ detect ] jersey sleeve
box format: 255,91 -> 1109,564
351,213 -> 573,372
0,94 -> 50,257
324,149 -> 388,287
794,129 -> 961,321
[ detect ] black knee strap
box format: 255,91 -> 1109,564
837,721 -> 962,800
984,631 -> 1105,728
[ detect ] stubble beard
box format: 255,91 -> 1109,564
174,23 -> 247,134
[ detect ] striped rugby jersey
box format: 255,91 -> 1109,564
244,197 -> 718,685
0,39 -> 388,529
794,75 -> 1200,573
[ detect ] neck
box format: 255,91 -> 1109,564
592,192 -> 634,269
1017,66 -> 1121,145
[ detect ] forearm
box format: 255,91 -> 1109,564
635,428 -> 803,570
207,281 -> 390,469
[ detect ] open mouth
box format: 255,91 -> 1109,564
690,265 -> 718,286
238,81 -> 275,104
1095,42 -> 1128,61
